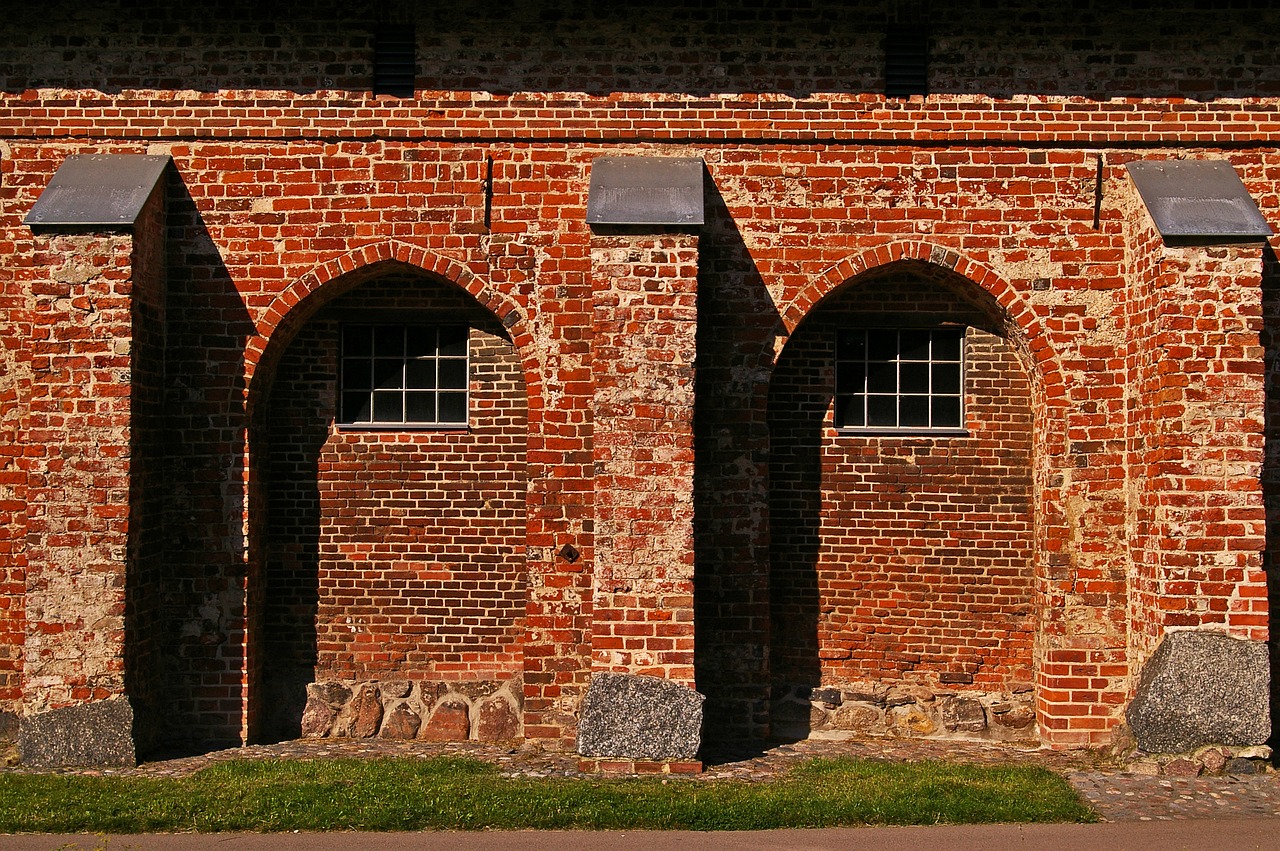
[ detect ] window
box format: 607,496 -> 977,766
835,328 -> 964,432
373,23 -> 416,98
884,24 -> 929,98
340,324 -> 468,427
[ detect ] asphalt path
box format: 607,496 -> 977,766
0,820 -> 1274,851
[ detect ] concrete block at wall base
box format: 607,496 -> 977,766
576,673 -> 705,760
1125,632 -> 1270,754
18,697 -> 136,768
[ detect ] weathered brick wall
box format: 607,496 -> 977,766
21,231 -> 135,712
769,271 -> 1035,694
261,272 -> 527,737
590,232 -> 698,685
0,148 -> 30,724
4,1 -> 1279,99
1,1 -> 1277,754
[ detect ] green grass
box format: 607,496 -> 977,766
0,756 -> 1096,833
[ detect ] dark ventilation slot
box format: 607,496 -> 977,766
885,25 -> 929,98
374,24 -> 416,98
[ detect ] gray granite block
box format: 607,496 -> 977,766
1125,631 -> 1270,753
577,673 -> 705,760
19,698 -> 136,767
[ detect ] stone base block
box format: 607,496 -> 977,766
576,673 -> 705,760
19,698 -> 136,768
1125,631 -> 1270,754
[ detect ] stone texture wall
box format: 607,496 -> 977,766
0,1 -> 1276,757
299,675 -> 522,743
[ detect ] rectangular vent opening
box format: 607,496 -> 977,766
885,25 -> 929,98
374,24 -> 416,98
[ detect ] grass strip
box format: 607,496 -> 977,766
0,755 -> 1096,833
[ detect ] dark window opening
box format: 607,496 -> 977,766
374,24 -> 416,98
835,327 -> 964,432
885,25 -> 929,98
340,324 -> 468,427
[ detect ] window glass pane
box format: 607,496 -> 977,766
899,329 -> 930,360
372,391 -> 403,422
932,363 -> 961,394
836,330 -> 866,360
836,362 -> 864,395
373,326 -> 404,358
344,325 -> 373,357
405,359 -> 436,389
867,394 -> 897,426
342,359 -> 371,391
438,392 -> 467,424
342,392 -> 372,423
405,328 -> 436,359
933,330 -> 962,361
404,392 -> 436,422
438,359 -> 467,390
900,395 -> 929,427
932,395 -> 962,427
438,326 -> 468,357
867,361 -> 896,393
868,330 -> 897,362
372,360 -> 403,390
899,362 -> 929,393
836,394 -> 865,428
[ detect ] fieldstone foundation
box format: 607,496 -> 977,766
772,681 -> 1037,743
300,676 -> 522,743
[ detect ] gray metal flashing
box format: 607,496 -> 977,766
586,156 -> 705,226
1126,159 -> 1272,243
25,154 -> 171,231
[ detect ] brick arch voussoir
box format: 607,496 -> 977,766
783,241 -> 1067,419
244,241 -> 539,410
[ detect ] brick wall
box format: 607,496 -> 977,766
1,1 -> 1277,755
261,272 -> 527,738
122,180 -> 169,753
769,270 -> 1035,695
590,232 -> 699,685
21,230 -> 136,712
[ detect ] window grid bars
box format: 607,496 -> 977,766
835,328 -> 964,432
340,325 -> 469,427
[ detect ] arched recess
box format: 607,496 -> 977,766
767,243 -> 1069,743
243,245 -> 537,744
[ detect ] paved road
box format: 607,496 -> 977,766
1,821 -> 1275,850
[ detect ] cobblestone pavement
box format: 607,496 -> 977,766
4,734 -> 1278,823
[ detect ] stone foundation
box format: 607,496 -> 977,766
772,681 -> 1037,743
300,676 -> 522,743
1110,724 -> 1273,777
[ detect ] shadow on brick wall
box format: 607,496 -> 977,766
693,172 -> 784,746
5,3 -> 1280,102
143,174 -> 255,758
